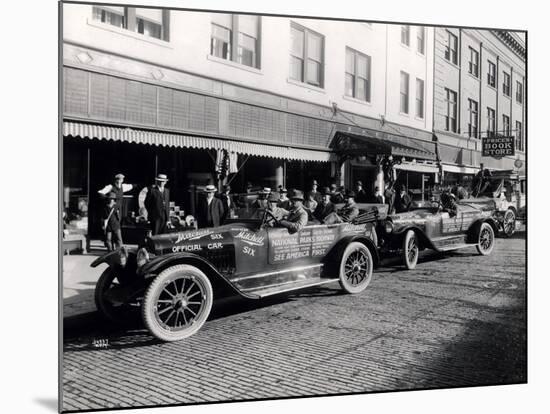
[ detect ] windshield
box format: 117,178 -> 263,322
223,207 -> 266,223
479,178 -> 503,196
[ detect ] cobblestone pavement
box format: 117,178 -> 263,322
62,235 -> 526,412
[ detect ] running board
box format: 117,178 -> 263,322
242,277 -> 339,298
437,243 -> 476,252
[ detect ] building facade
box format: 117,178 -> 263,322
61,3 -> 525,241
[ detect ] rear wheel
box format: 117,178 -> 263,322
502,209 -> 516,237
338,242 -> 373,294
476,222 -> 495,255
402,230 -> 419,270
142,265 -> 213,342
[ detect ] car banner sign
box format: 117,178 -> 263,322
482,135 -> 515,158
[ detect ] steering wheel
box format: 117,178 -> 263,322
263,209 -> 279,226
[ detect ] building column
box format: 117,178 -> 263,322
275,161 -> 284,189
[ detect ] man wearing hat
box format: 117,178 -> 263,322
307,179 -> 322,203
98,173 -> 134,215
198,184 -> 225,228
278,189 -> 308,234
394,184 -> 412,213
144,174 -> 172,235
354,181 -> 368,203
266,192 -> 289,226
252,187 -> 271,209
329,183 -> 345,204
217,184 -> 234,223
102,192 -> 122,251
277,187 -> 291,210
313,187 -> 336,223
336,190 -> 360,222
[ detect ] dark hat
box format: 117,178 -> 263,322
155,174 -> 169,182
400,184 -> 407,192
322,187 -> 332,196
279,187 -> 288,194
288,189 -> 304,201
223,184 -> 231,191
246,182 -> 253,188
345,190 -> 356,199
106,192 -> 117,200
268,193 -> 280,203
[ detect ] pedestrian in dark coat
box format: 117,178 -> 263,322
217,184 -> 235,223
198,185 -> 225,228
354,181 -> 368,203
384,182 -> 396,214
394,184 -> 412,213
144,174 -> 171,235
102,192 -> 122,251
307,180 -> 323,203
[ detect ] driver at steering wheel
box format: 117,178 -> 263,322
266,192 -> 288,226
440,191 -> 458,217
267,189 -> 308,234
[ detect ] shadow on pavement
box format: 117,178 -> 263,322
33,398 -> 58,413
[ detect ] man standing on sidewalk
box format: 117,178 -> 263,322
198,184 -> 225,228
144,174 -> 172,235
102,192 -> 122,251
98,173 -> 133,213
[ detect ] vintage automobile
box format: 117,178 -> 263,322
91,204 -> 386,342
377,199 -> 498,270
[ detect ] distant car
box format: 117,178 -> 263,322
377,200 -> 498,270
91,204 -> 386,342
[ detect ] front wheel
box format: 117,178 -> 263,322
339,242 -> 373,294
402,230 -> 419,270
142,265 -> 213,342
502,209 -> 516,237
94,268 -> 137,323
476,222 -> 495,256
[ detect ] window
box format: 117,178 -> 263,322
487,60 -> 496,87
444,31 -> 458,65
92,6 -> 168,41
290,24 -> 324,87
210,14 -> 260,68
487,107 -> 496,136
503,71 -> 511,96
444,88 -> 458,132
502,114 -> 510,136
415,78 -> 424,118
345,48 -> 371,102
401,25 -> 410,46
468,99 -> 478,138
400,71 -> 410,114
416,26 -> 425,54
516,81 -> 524,104
468,47 -> 479,77
516,121 -> 523,151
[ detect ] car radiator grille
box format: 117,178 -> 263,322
200,246 -> 236,277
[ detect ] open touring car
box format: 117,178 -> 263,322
91,204 -> 387,342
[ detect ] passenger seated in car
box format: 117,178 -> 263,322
440,191 -> 458,217
313,188 -> 336,223
324,191 -> 360,224
394,184 -> 412,213
278,190 -> 308,234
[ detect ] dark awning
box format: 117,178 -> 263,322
330,130 -> 437,161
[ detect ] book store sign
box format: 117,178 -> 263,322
482,136 -> 515,158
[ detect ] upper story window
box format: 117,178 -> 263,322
487,60 -> 496,87
503,71 -> 511,96
92,6 -> 169,41
516,80 -> 524,104
468,98 -> 478,138
502,114 -> 510,136
415,78 -> 424,118
468,47 -> 479,78
400,71 -> 410,114
444,88 -> 458,132
487,107 -> 496,136
444,31 -> 458,65
290,23 -> 324,87
210,14 -> 260,69
345,47 -> 371,102
401,25 -> 410,46
416,26 -> 425,55
516,121 -> 523,151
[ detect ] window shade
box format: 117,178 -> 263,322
136,8 -> 163,24
211,13 -> 232,28
238,15 -> 258,37
97,6 -> 124,15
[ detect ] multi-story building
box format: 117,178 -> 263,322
433,28 -> 526,187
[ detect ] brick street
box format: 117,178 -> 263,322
62,234 -> 526,412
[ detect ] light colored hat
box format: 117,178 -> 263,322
204,184 -> 217,193
155,174 -> 169,182
114,173 -> 125,179
261,187 -> 271,194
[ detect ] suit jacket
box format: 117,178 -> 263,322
144,185 -> 170,222
313,201 -> 336,222
337,202 -> 360,222
355,189 -> 368,203
217,193 -> 234,222
307,190 -> 323,203
394,193 -> 412,213
198,196 -> 224,228
279,206 -> 308,233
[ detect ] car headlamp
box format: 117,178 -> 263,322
384,221 -> 394,234
136,247 -> 150,268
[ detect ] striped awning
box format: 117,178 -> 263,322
63,121 -> 336,162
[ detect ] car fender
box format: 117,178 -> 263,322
137,252 -> 256,299
90,248 -> 136,268
324,234 -> 380,270
467,217 -> 499,242
392,225 -> 437,251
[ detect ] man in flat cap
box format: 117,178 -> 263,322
198,184 -> 225,228
144,174 -> 172,235
102,192 -> 122,251
98,173 -> 134,217
278,189 -> 308,234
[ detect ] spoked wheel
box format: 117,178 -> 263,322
502,209 -> 516,237
476,222 -> 495,256
142,265 -> 213,342
339,242 -> 373,294
403,230 -> 419,270
94,268 -> 138,323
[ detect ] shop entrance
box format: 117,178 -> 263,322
350,166 -> 378,193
